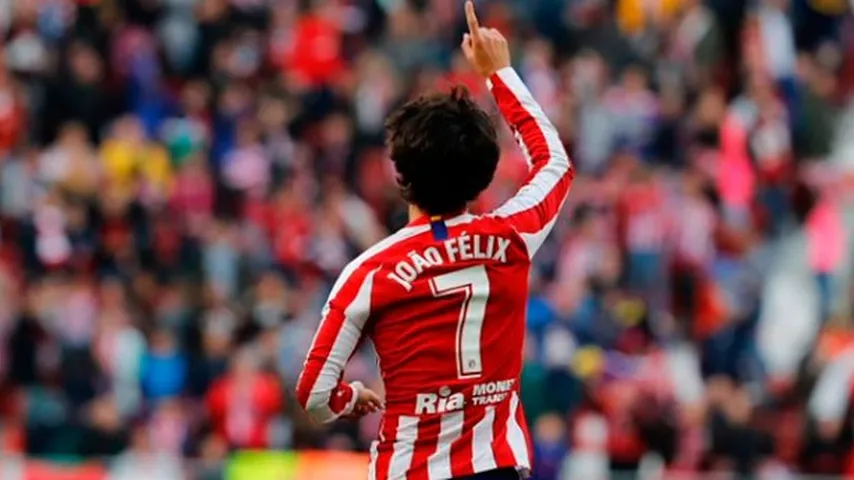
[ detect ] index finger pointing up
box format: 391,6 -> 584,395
465,1 -> 481,41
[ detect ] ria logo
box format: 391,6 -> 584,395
415,386 -> 465,415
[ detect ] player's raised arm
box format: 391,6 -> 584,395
296,262 -> 383,423
462,1 -> 573,258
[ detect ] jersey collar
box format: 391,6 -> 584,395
407,210 -> 470,227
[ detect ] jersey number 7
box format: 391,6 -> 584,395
429,265 -> 490,380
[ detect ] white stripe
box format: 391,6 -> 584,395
493,163 -> 565,218
427,411 -> 464,479
506,392 -> 530,468
368,441 -> 379,480
305,269 -> 377,422
388,416 -> 419,480
472,407 -> 498,473
514,130 -> 533,168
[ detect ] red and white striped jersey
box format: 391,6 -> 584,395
296,67 -> 573,480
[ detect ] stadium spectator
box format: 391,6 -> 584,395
206,348 -> 283,449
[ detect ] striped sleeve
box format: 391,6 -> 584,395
488,67 -> 574,258
295,262 -> 378,424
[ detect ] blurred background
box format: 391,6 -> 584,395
0,0 -> 853,479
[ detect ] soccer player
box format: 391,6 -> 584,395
295,2 -> 573,479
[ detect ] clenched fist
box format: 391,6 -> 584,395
461,1 -> 511,78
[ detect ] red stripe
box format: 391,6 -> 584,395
295,265 -> 370,410
374,415 -> 398,480
407,417 -> 442,480
450,409 -> 483,477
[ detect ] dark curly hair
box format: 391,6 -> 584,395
385,87 -> 499,216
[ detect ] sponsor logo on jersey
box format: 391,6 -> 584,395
414,379 -> 516,414
472,379 -> 515,406
415,386 -> 466,414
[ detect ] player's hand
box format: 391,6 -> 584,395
342,381 -> 384,421
461,0 -> 510,78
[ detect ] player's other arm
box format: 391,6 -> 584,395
295,264 -> 382,424
488,67 -> 573,257
488,68 -> 573,258
461,1 -> 573,258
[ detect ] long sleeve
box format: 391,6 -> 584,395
295,263 -> 378,423
488,67 -> 574,258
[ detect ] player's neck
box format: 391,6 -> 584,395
408,204 -> 426,223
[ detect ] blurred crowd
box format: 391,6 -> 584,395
0,0 -> 854,478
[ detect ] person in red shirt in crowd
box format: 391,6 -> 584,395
207,347 -> 283,449
0,64 -> 24,155
265,182 -> 314,276
276,1 -> 345,88
616,165 -> 668,313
